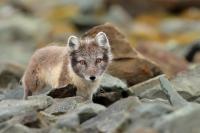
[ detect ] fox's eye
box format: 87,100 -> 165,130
96,58 -> 103,64
78,60 -> 86,65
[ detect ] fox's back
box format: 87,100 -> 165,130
23,46 -> 70,89
31,46 -> 66,67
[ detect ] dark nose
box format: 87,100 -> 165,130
90,76 -> 96,81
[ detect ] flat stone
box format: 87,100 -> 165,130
55,103 -> 106,129
128,74 -> 165,96
154,104 -> 200,133
0,123 -> 35,133
44,96 -> 84,115
100,73 -> 127,90
0,96 -> 53,122
81,96 -> 141,133
159,76 -> 188,108
171,65 -> 200,100
1,86 -> 24,100
128,65 -> 200,101
124,103 -> 174,133
140,98 -> 169,105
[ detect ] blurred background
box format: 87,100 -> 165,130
0,0 -> 200,76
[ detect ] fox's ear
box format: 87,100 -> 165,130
95,32 -> 110,49
67,35 -> 80,51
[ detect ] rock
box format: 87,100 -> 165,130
0,123 -> 35,133
126,127 -> 158,133
0,62 -> 24,89
159,18 -> 200,35
83,23 -> 163,87
105,0 -> 200,16
71,14 -> 103,32
44,96 -> 84,115
2,86 -> 24,100
93,74 -> 129,106
0,96 -> 53,122
124,103 -> 173,133
7,110 -> 54,129
171,65 -> 200,101
93,91 -> 124,107
37,111 -> 56,127
136,42 -> 188,77
0,10 -> 49,64
159,76 -> 188,108
7,111 -> 38,127
129,65 -> 200,101
46,84 -> 77,98
154,104 -> 200,133
128,74 -> 168,100
140,98 -> 169,105
75,103 -> 106,123
0,11 -> 50,42
104,5 -> 132,29
193,97 -> 200,104
81,96 -> 141,132
100,73 -> 127,90
10,0 -> 103,15
55,113 -> 79,130
128,74 -> 165,96
55,103 -> 106,130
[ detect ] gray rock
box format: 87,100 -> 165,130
7,111 -> 38,126
0,123 -> 35,133
0,96 -> 53,122
100,73 -> 127,90
75,103 -> 106,123
37,111 -> 57,126
44,96 -> 84,115
93,74 -> 129,106
56,113 -> 79,130
55,103 -> 106,128
1,95 -> 52,109
171,65 -> 200,100
0,62 -> 24,89
11,0 -> 103,14
125,103 -> 173,133
129,65 -> 200,101
159,76 -> 188,108
140,98 -> 169,105
49,103 -> 106,133
2,86 -> 24,100
0,12 -> 50,42
154,104 -> 200,133
104,5 -> 132,29
81,96 -> 141,133
128,74 -> 165,96
71,14 -> 103,32
159,18 -> 200,35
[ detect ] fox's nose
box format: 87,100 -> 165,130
90,76 -> 96,81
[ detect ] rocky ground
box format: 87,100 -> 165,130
1,60 -> 200,133
0,0 -> 200,133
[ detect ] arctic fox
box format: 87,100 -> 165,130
22,32 -> 112,100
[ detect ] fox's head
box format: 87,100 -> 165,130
67,32 -> 112,82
